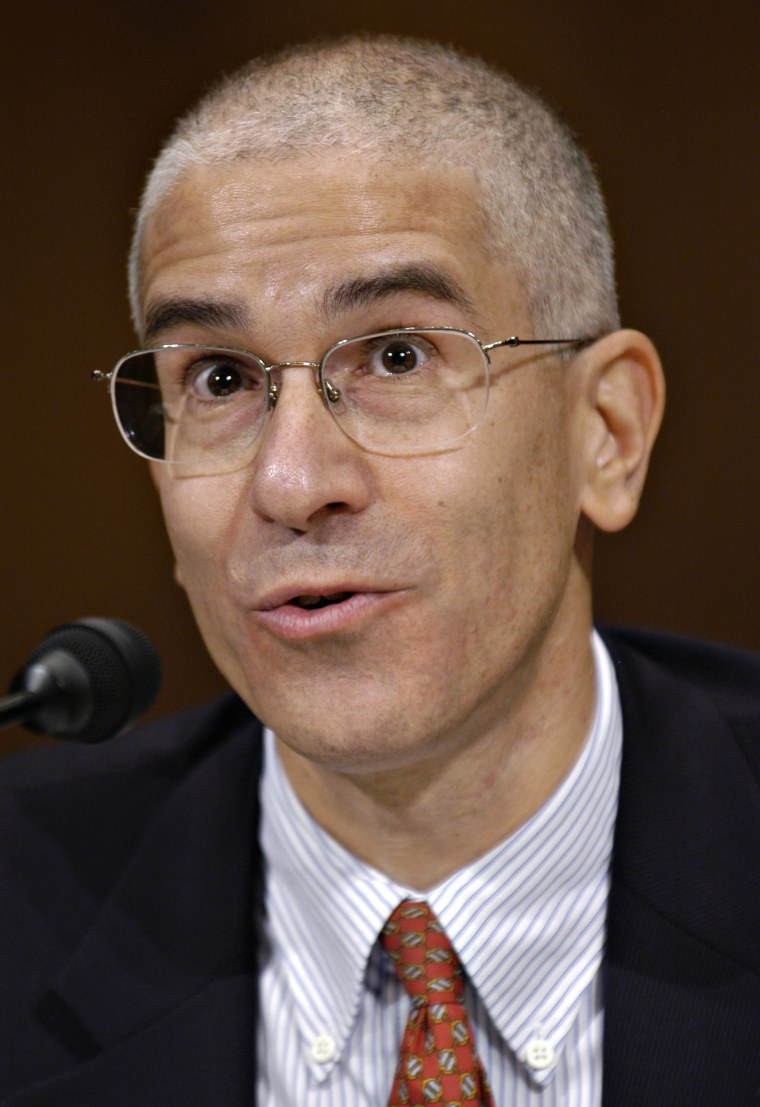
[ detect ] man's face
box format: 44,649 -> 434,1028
141,155 -> 591,774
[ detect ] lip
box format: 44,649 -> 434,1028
251,584 -> 406,640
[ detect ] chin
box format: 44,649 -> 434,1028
261,687 -> 463,778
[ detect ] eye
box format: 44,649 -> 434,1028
186,356 -> 256,400
365,334 -> 436,376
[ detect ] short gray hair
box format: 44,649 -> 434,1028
128,36 -> 620,339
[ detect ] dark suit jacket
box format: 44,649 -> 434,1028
0,626 -> 758,1105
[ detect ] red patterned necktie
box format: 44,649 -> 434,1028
381,900 -> 495,1106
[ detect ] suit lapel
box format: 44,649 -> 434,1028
601,628 -> 760,1105
5,978 -> 256,1106
7,711 -> 264,1106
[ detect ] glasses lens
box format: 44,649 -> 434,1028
112,346 -> 268,467
321,330 -> 489,453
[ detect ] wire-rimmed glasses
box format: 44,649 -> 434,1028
93,327 -> 589,471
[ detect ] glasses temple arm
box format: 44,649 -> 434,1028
483,336 -> 595,353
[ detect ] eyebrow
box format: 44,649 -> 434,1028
142,297 -> 250,342
141,264 -> 475,343
320,264 -> 476,320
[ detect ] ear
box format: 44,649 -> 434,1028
577,329 -> 665,533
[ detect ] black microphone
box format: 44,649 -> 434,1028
0,618 -> 162,743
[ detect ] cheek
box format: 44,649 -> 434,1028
157,473 -> 243,595
449,410 -> 579,617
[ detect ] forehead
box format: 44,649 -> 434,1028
138,154 -> 525,337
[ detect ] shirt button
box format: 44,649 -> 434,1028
309,1033 -> 337,1064
525,1038 -> 556,1071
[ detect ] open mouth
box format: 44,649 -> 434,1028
256,588 -> 397,637
289,592 -> 354,610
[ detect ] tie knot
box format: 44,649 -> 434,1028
381,900 -> 464,1004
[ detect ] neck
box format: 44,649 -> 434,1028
275,619 -> 597,890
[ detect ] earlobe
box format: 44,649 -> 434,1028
579,329 -> 665,533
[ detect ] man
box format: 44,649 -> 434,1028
1,35 -> 758,1107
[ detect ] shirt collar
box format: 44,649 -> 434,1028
428,630 -> 622,1081
261,731 -> 402,1070
260,630 -> 622,1082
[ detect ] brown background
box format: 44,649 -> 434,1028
2,0 -> 758,754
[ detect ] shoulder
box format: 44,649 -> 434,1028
0,691 -> 259,788
0,692 -> 262,898
0,694 -> 264,1067
599,623 -> 760,718
600,626 -> 760,1096
598,618 -> 760,757
601,624 -> 760,823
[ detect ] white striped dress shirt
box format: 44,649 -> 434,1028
257,631 -> 622,1106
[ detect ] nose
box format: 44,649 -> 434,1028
247,365 -> 373,533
